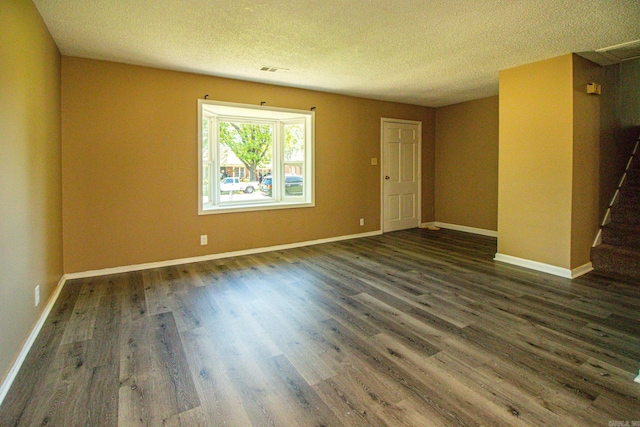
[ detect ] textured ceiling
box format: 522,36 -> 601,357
33,0 -> 640,107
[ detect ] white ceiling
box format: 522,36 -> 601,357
33,0 -> 640,107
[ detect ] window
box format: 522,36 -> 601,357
199,100 -> 314,214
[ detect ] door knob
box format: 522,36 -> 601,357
385,176 -> 390,180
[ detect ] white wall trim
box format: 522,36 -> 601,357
66,230 -> 383,280
570,262 -> 594,278
494,253 -> 593,279
592,228 -> 603,247
421,221 -> 498,238
635,371 -> 640,383
0,275 -> 67,406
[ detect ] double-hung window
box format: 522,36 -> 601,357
199,100 -> 314,214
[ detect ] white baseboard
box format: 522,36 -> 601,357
0,275 -> 67,406
421,221 -> 497,238
66,230 -> 383,280
571,262 -> 594,278
494,253 -> 593,279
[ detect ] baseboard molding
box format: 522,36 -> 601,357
494,253 -> 593,279
421,221 -> 497,238
0,274 -> 67,406
66,230 -> 383,280
571,262 -> 594,278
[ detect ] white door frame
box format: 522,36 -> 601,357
380,118 -> 422,233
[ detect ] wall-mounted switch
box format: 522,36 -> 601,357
200,235 -> 208,245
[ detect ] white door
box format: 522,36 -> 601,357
382,119 -> 421,232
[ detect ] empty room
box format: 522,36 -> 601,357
2,0 -> 640,425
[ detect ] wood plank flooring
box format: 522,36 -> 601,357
1,228 -> 640,426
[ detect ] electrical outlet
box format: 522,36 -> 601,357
360,218 -> 365,226
200,235 -> 208,245
35,285 -> 40,307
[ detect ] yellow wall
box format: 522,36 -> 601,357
571,55 -> 602,269
498,55 -> 574,268
62,57 -> 435,273
0,0 -> 62,382
498,54 -> 605,271
435,96 -> 498,231
422,112 -> 437,224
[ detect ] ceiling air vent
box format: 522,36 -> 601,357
260,66 -> 289,72
596,39 -> 640,63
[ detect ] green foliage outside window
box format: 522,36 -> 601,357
219,122 -> 272,181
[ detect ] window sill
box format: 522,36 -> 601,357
199,200 -> 314,215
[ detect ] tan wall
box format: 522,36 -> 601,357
435,96 -> 498,231
497,54 -> 574,268
599,64 -> 623,218
0,0 -> 62,382
619,58 -> 640,134
598,59 -> 640,223
62,57 -> 435,273
571,55 -> 602,269
422,112 -> 436,224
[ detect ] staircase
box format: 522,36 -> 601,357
592,139 -> 640,278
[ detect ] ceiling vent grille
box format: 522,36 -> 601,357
260,66 -> 289,72
596,39 -> 640,62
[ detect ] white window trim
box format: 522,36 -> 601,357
198,99 -> 315,215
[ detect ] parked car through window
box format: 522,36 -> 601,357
260,175 -> 303,197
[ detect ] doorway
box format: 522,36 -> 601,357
381,119 -> 422,232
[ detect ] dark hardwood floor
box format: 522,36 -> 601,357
1,228 -> 639,426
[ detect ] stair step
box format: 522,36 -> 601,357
591,244 -> 640,278
623,171 -> 640,186
619,185 -> 640,203
592,140 -> 640,279
602,223 -> 640,249
611,203 -> 640,225
624,176 -> 640,187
